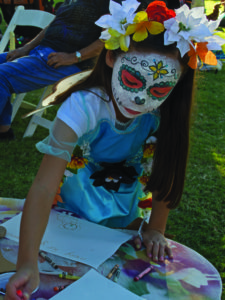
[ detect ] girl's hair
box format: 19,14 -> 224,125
52,32 -> 195,209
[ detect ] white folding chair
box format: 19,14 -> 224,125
0,5 -> 55,136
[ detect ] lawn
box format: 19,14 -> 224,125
0,0 -> 225,299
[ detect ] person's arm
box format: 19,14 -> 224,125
6,25 -> 52,61
47,39 -> 104,68
5,154 -> 68,300
134,191 -> 173,262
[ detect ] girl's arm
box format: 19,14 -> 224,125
134,191 -> 173,262
6,154 -> 68,300
18,154 -> 68,268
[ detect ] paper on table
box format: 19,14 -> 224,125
51,269 -> 144,300
4,210 -> 132,269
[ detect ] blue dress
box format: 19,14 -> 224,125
37,88 -> 159,228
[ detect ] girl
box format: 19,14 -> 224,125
5,1 -> 224,299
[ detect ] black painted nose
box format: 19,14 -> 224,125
135,96 -> 145,105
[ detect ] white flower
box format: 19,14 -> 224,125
142,161 -> 153,174
95,0 -> 140,34
164,4 -> 225,57
146,136 -> 157,144
64,170 -> 73,177
206,34 -> 225,50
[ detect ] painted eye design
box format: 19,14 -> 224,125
118,64 -> 146,92
147,81 -> 175,101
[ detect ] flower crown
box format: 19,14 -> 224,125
95,0 -> 225,69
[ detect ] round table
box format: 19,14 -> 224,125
0,198 -> 222,300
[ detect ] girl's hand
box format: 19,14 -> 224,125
5,265 -> 39,300
134,229 -> 173,262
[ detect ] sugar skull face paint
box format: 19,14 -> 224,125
111,51 -> 182,119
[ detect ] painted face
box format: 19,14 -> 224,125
111,51 -> 182,119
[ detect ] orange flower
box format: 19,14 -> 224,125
188,42 -> 217,69
52,186 -> 64,207
143,144 -> 156,158
67,155 -> 88,170
139,175 -> 149,185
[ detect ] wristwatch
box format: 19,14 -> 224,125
75,51 -> 82,62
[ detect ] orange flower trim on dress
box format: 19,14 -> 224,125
138,194 -> 153,223
53,145 -> 89,207
67,155 -> 88,171
138,195 -> 152,209
66,144 -> 89,174
143,143 -> 156,158
52,181 -> 64,207
138,174 -> 149,186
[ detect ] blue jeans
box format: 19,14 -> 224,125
0,45 -> 81,126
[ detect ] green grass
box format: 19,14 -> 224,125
0,0 -> 225,299
167,67 -> 225,299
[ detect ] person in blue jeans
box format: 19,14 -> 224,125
0,0 -> 126,140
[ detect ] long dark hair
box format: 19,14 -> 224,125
51,33 -> 195,209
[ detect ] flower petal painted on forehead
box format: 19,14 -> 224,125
149,60 -> 169,80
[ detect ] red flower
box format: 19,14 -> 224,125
146,1 -> 176,24
138,198 -> 152,209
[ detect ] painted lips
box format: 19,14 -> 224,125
123,107 -> 142,115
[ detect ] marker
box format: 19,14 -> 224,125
0,226 -> 6,238
39,251 -> 58,269
106,264 -> 119,279
53,284 -> 69,292
16,289 -> 27,300
0,290 -> 6,296
58,274 -> 80,280
134,265 -> 153,282
113,268 -> 121,282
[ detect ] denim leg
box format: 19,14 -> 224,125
0,46 -> 81,126
0,52 -> 12,126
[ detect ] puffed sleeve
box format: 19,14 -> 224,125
36,118 -> 78,162
36,89 -> 103,161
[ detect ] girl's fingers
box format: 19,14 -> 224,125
165,245 -> 173,259
133,235 -> 142,249
158,244 -> 166,262
23,292 -> 30,300
145,240 -> 153,258
152,242 -> 160,261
